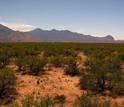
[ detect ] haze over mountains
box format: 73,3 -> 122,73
0,24 -> 120,42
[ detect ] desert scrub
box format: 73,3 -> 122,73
118,52 -> 124,61
80,54 -> 124,92
50,56 -> 62,67
11,94 -> 66,107
15,55 -> 26,71
75,93 -> 111,107
0,55 -> 10,68
27,56 -> 47,75
54,94 -> 66,104
65,60 -> 80,76
0,68 -> 15,99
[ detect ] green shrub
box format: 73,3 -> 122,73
112,82 -> 124,95
118,52 -> 124,61
50,57 -> 61,67
65,60 -> 80,76
11,94 -> 65,107
15,56 -> 26,71
54,94 -> 66,104
77,56 -> 82,61
63,50 -> 72,56
0,55 -> 10,68
27,57 -> 47,75
43,48 -> 56,57
80,55 -> 123,92
75,93 -> 111,107
0,68 -> 15,98
66,57 -> 76,65
21,93 -> 34,107
61,57 -> 75,65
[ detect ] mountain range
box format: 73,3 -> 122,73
29,28 -> 114,42
0,24 -> 121,42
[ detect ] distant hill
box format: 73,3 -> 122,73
0,24 -> 116,42
0,24 -> 14,40
7,31 -> 43,42
0,24 -> 43,42
116,40 -> 124,42
29,28 -> 115,41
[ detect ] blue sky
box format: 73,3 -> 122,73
0,0 -> 124,40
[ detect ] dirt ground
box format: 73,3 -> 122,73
2,52 -> 124,107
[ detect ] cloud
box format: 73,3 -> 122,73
91,34 -> 105,37
0,18 -> 1,20
76,30 -> 85,34
0,22 -> 35,30
20,30 -> 31,32
8,18 -> 26,22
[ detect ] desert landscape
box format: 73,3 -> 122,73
1,0 -> 124,106
0,42 -> 124,107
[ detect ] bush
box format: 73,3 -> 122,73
0,55 -> 10,68
80,55 -> 123,92
15,56 -> 26,71
54,94 -> 66,104
65,60 -> 80,76
50,57 -> 61,67
0,68 -> 15,98
75,93 -> 111,107
27,57 -> 47,75
61,57 -> 75,65
11,94 -> 66,107
118,52 -> 124,61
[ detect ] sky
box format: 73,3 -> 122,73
0,0 -> 124,40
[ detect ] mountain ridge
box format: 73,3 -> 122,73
0,23 -> 119,42
28,28 -> 115,41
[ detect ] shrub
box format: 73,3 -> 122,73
118,52 -> 124,61
0,68 -> 15,98
61,57 -> 75,65
75,93 -> 111,107
63,50 -> 72,56
77,56 -> 82,61
11,94 -> 66,107
80,55 -> 123,92
21,93 -> 34,107
39,94 -> 55,107
43,48 -> 56,57
0,55 -> 10,68
66,57 -> 76,65
15,56 -> 26,71
54,94 -> 66,104
65,60 -> 80,76
27,57 -> 47,75
50,57 -> 61,67
112,82 -> 124,95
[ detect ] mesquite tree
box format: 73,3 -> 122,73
80,55 -> 123,91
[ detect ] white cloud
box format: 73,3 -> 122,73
20,30 -> 31,32
76,30 -> 85,34
0,18 -> 1,20
91,34 -> 105,37
0,22 -> 35,30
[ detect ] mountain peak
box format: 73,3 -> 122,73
105,35 -> 114,40
51,29 -> 57,31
